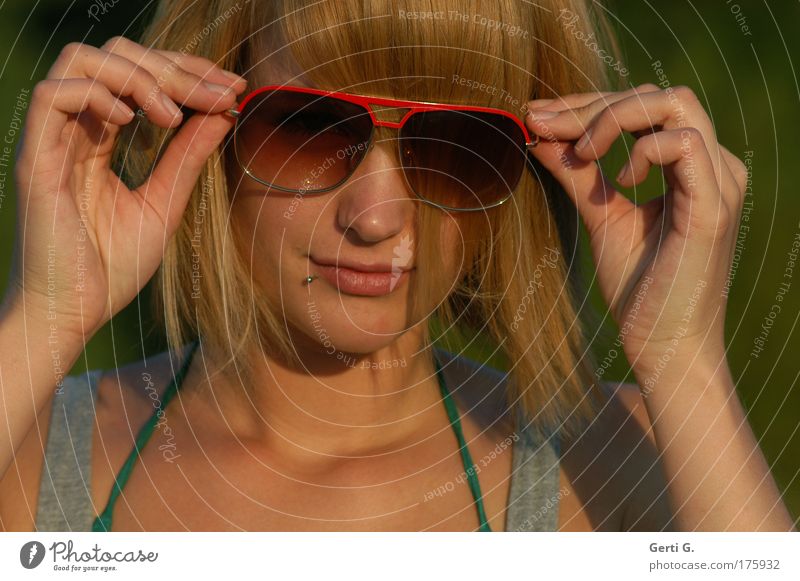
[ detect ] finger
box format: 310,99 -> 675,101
49,42 -> 238,125
718,144 -> 749,197
525,83 -> 662,113
46,43 -> 183,127
157,49 -> 247,87
25,79 -> 136,158
528,89 -> 700,145
528,136 -> 634,240
538,91 -> 716,169
616,128 -> 730,239
100,36 -> 247,97
135,112 -> 235,236
712,149 -> 744,210
526,94 -> 610,112
531,87 -> 742,206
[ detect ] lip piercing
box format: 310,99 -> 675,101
304,275 -> 318,285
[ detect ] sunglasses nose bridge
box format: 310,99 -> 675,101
366,125 -> 406,167
365,102 -> 412,126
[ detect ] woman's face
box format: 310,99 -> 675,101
227,53 -> 464,358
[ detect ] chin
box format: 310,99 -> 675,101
288,292 -> 416,358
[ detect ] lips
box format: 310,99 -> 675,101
309,257 -> 413,296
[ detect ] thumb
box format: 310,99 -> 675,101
136,111 -> 235,235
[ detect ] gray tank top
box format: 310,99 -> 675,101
35,367 -> 562,532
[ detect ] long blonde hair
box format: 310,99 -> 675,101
115,0 -> 624,441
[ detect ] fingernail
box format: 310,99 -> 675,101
114,100 -> 135,119
616,164 -> 629,182
203,81 -> 234,96
528,109 -> 559,120
574,128 -> 592,151
527,98 -> 554,108
159,92 -> 182,117
220,69 -> 247,83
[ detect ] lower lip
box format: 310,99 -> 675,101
311,262 -> 412,296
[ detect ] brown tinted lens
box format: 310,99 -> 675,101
235,90 -> 373,192
399,110 -> 527,210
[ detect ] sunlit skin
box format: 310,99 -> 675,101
218,49 -> 472,454
525,85 -> 794,530
224,129 -> 468,453
0,29 -> 794,532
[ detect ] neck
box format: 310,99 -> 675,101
184,323 -> 448,461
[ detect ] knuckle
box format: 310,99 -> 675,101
730,156 -> 747,180
729,159 -> 748,193
673,85 -> 700,106
635,131 -> 658,151
680,127 -> 704,147
132,65 -> 159,88
60,42 -> 84,60
637,83 -> 660,93
634,133 -> 662,162
716,203 -> 733,233
31,79 -> 56,101
106,65 -> 156,99
597,101 -> 626,132
88,79 -> 110,98
101,35 -> 128,52
169,65 -> 197,84
690,205 -> 732,241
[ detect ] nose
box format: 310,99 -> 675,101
335,135 -> 415,244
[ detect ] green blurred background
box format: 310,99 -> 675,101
0,1 -> 797,522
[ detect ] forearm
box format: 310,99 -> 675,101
635,347 -> 795,531
0,295 -> 86,476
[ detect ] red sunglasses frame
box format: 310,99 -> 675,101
225,84 -> 540,211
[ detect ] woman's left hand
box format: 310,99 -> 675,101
524,83 -> 749,371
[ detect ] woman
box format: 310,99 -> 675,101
0,0 -> 794,532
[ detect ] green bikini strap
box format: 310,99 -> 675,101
91,341 -> 488,532
433,352 -> 492,532
92,339 -> 201,532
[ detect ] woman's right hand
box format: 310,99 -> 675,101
7,36 -> 246,342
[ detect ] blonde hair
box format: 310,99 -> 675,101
116,0 -> 624,441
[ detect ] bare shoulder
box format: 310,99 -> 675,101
92,347 -> 193,484
0,348 -> 181,532
560,380 -> 674,531
93,348 -> 180,437
431,351 -> 674,530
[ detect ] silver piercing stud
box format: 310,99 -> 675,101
304,275 -> 318,285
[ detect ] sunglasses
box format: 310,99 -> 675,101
225,85 -> 538,212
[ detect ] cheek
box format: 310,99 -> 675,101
227,158 -> 302,258
225,175 -> 469,351
230,192 -> 304,297
231,196 -> 281,255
